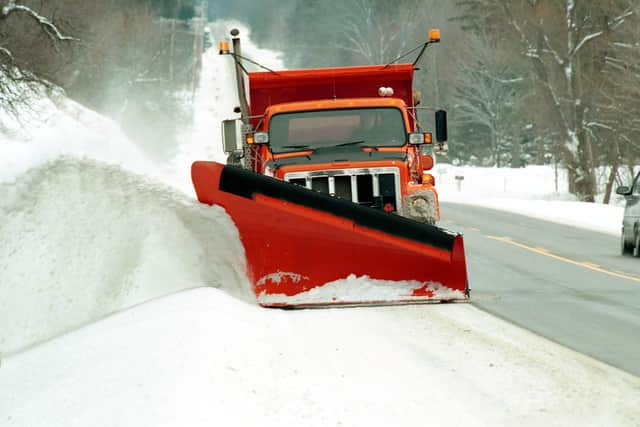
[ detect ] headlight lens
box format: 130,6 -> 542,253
254,132 -> 269,144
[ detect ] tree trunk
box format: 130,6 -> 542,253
565,144 -> 597,202
565,37 -> 596,202
511,127 -> 522,168
567,163 -> 577,195
603,139 -> 620,204
491,120 -> 499,167
569,127 -> 597,202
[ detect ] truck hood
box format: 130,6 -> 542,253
268,149 -> 407,169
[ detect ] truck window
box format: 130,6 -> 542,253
634,173 -> 640,196
269,108 -> 406,153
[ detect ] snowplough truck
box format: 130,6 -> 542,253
191,29 -> 469,307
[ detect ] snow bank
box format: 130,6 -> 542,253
436,164 -> 624,235
0,157 -> 251,354
435,164 -> 570,199
1,287 -> 638,427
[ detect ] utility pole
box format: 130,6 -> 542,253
169,19 -> 175,83
191,1 -> 206,96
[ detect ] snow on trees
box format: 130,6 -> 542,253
456,0 -> 640,202
0,0 -> 80,125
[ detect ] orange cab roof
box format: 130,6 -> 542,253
248,64 -> 415,127
266,97 -> 408,115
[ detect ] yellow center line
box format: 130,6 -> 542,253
486,235 -> 640,283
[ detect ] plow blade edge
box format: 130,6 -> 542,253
192,161 -> 469,307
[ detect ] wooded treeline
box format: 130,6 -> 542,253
0,0 -> 202,152
2,0 -> 639,201
217,0 -> 640,202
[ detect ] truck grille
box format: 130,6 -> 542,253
284,167 -> 402,213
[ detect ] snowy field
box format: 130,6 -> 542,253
1,21 -> 639,427
436,163 -> 628,236
2,289 -> 639,427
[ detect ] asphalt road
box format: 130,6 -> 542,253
440,202 -> 640,377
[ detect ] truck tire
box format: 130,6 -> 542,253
621,231 -> 633,256
404,192 -> 437,225
634,228 -> 640,258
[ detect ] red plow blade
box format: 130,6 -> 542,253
192,161 -> 469,307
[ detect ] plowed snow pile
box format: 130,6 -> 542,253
0,21 -> 269,354
0,158 -> 251,353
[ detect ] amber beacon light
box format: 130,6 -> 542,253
429,29 -> 441,43
219,40 -> 230,54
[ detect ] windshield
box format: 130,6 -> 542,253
268,107 -> 406,153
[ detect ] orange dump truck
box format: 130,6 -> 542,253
225,57 -> 447,225
191,30 -> 468,307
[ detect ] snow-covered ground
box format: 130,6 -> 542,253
1,20 -> 638,427
2,288 -> 639,427
436,163 -> 627,236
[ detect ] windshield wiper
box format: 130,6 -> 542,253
334,140 -> 366,148
281,144 -> 313,149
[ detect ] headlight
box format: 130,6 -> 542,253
254,132 -> 269,144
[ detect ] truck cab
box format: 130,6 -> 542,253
222,63 -> 446,224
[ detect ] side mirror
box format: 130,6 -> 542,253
616,186 -> 631,196
222,119 -> 242,154
435,110 -> 447,143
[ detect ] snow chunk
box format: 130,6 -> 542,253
256,271 -> 309,287
258,274 -> 466,305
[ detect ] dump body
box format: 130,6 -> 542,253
248,64 -> 416,127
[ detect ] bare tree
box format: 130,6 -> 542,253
334,0 -> 439,64
451,30 -> 530,167
0,0 -> 79,125
594,17 -> 640,202
1,0 -> 79,43
457,0 -> 640,201
1,0 -> 196,151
